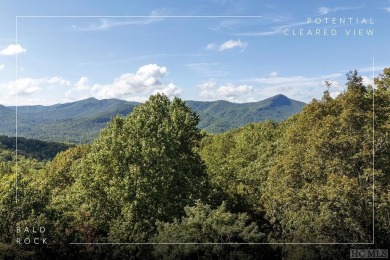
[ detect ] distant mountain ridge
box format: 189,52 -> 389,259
11,97 -> 139,121
0,95 -> 306,143
187,94 -> 305,132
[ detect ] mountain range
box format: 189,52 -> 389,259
0,94 -> 306,143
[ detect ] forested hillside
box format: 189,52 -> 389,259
0,95 -> 305,143
0,69 -> 389,259
0,135 -> 72,160
187,94 -> 305,132
2,98 -> 139,143
0,106 -> 16,133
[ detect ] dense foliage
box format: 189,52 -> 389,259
0,135 -> 73,160
0,69 -> 389,259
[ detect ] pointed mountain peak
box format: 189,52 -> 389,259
267,94 -> 291,107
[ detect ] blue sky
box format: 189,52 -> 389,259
0,0 -> 389,105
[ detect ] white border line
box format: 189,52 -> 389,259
17,15 -> 263,18
69,242 -> 374,245
15,16 -> 18,204
14,15 -> 375,246
372,57 -> 375,244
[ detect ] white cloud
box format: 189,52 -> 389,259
0,64 -> 178,105
125,96 -> 149,103
200,82 -> 253,102
269,71 -> 278,78
137,63 -> 167,80
385,7 -> 390,12
218,84 -> 252,96
362,76 -> 374,86
330,91 -> 341,99
219,39 -> 247,51
65,64 -> 179,102
0,44 -> 27,56
7,80 -> 40,96
320,79 -> 340,88
317,7 -> 331,15
92,64 -> 167,99
73,9 -> 168,31
317,5 -> 363,15
152,83 -> 182,97
0,64 -> 4,70
75,77 -> 90,90
251,74 -> 342,88
212,19 -> 245,31
199,81 -> 216,90
253,75 -> 311,86
358,65 -> 389,73
206,39 -> 247,51
249,73 -> 345,102
0,77 -> 70,105
46,76 -> 71,85
320,79 -> 342,99
206,43 -> 217,50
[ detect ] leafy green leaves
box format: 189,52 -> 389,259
0,68 -> 389,259
153,201 -> 265,259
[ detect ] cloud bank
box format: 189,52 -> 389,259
0,44 -> 27,56
65,64 -> 181,102
199,81 -> 253,102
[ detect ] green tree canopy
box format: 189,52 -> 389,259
63,94 -> 209,245
153,201 -> 267,259
262,69 -> 390,258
